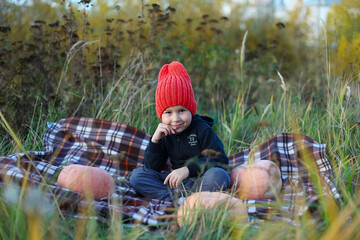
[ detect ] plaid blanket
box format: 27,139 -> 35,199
0,117 -> 342,225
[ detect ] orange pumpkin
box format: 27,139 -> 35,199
230,156 -> 282,200
177,192 -> 248,227
57,164 -> 114,200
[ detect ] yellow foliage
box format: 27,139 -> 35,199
335,34 -> 360,76
328,0 -> 360,77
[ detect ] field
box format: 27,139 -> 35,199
0,0 -> 359,239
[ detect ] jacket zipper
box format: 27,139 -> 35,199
176,136 -> 180,159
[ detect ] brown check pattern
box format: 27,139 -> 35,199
0,117 -> 342,225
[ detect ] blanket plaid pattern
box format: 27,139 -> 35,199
0,117 -> 342,225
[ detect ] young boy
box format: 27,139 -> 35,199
130,61 -> 230,202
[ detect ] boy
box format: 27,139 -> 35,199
130,61 -> 230,202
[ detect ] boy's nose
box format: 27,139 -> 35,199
172,113 -> 180,121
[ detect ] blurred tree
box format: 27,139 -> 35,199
0,0 -> 327,134
327,0 -> 360,77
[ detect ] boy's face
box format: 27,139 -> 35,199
161,105 -> 192,134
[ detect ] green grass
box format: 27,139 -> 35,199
1,41 -> 359,239
0,71 -> 359,239
1,1 -> 360,239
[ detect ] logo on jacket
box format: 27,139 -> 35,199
187,133 -> 198,146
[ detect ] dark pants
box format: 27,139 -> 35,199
129,167 -> 231,202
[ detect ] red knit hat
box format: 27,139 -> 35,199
155,61 -> 197,119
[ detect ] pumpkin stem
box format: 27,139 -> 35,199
247,147 -> 256,165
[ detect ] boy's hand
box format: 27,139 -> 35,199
164,167 -> 189,189
151,123 -> 175,143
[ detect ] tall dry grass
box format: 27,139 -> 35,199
0,57 -> 359,238
0,0 -> 359,239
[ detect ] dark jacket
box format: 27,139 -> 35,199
145,114 -> 229,178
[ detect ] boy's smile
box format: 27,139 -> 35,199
161,105 -> 192,134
